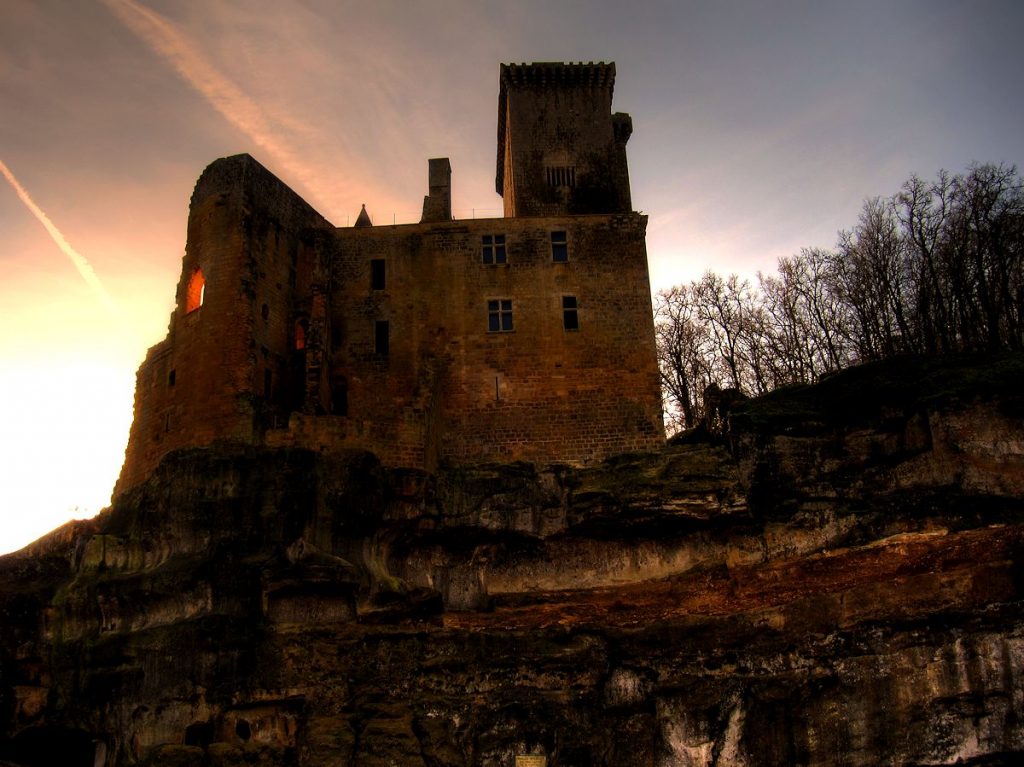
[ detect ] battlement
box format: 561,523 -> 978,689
499,61 -> 616,91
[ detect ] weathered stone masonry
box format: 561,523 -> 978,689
116,61 -> 663,494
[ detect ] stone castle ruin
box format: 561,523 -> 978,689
5,61 -> 1024,767
116,61 -> 665,495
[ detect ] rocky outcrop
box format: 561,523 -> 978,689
1,353 -> 1023,766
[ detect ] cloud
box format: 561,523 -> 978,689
0,157 -> 118,315
100,0 -> 336,212
98,0 -> 503,224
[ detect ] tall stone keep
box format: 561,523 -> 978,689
497,61 -> 633,217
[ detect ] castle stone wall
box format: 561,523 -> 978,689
326,213 -> 662,468
116,62 -> 666,494
116,156 -> 333,494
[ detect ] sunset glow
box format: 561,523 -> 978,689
0,159 -> 118,315
1,0 -> 1022,553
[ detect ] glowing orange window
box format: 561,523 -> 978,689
186,268 -> 206,313
294,319 -> 308,350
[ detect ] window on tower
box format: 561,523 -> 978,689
482,234 -> 507,265
370,259 -> 386,290
562,295 -> 579,331
374,320 -> 390,355
551,231 -> 568,262
294,318 -> 308,351
487,299 -> 513,332
545,166 -> 576,188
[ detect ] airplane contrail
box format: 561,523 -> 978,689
100,0 -> 324,203
0,158 -> 118,315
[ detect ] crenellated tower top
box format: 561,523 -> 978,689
496,61 -> 632,217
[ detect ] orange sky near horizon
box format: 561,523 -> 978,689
2,0 -> 1022,554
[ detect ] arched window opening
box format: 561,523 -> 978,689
295,319 -> 309,350
186,268 -> 206,313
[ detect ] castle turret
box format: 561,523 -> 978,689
496,61 -> 633,217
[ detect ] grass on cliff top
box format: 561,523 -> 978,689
732,351 -> 1024,433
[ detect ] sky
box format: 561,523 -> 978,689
1,0 -> 1022,554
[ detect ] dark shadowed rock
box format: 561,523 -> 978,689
1,354 -> 1023,766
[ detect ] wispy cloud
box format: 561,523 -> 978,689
98,0 -> 494,224
100,0 -> 334,212
0,158 -> 118,315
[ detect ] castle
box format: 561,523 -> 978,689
115,62 -> 664,495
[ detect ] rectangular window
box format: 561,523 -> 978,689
482,234 -> 507,265
545,166 -> 576,188
487,299 -> 513,332
264,369 -> 273,398
551,231 -> 568,262
370,259 -> 386,290
562,295 -> 579,331
374,320 -> 390,355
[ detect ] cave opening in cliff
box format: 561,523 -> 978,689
5,725 -> 104,767
235,718 -> 252,741
184,720 -> 214,747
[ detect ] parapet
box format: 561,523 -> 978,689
499,61 -> 616,92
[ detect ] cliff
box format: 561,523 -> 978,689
1,353 -> 1023,766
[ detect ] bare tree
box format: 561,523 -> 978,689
655,285 -> 714,432
759,248 -> 853,386
653,164 -> 1024,434
896,163 -> 1023,352
694,272 -> 765,393
896,172 -> 952,353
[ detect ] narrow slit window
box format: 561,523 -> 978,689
370,259 -> 386,290
551,231 -> 568,262
563,295 -> 579,331
482,234 -> 507,265
374,320 -> 390,355
487,299 -> 513,332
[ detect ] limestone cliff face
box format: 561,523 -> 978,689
1,354 -> 1023,766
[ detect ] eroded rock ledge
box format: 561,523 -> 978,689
1,353 -> 1023,766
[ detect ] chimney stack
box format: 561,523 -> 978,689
420,158 -> 452,223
